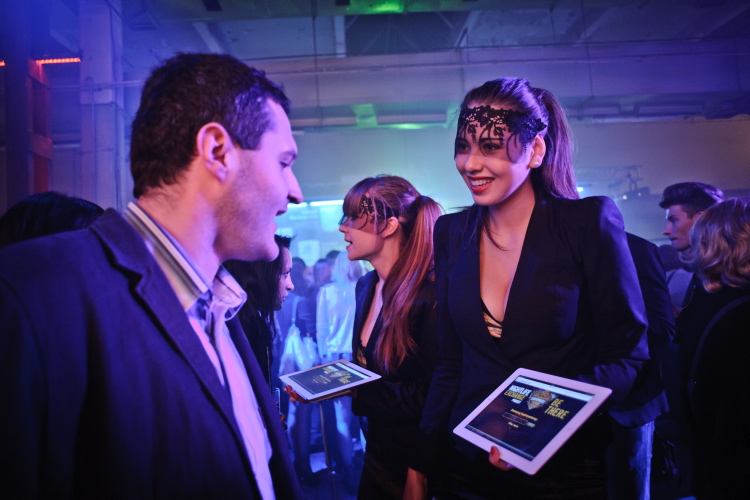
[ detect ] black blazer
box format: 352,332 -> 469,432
415,195 -> 649,474
351,271 -> 437,453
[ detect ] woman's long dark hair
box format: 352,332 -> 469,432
225,234 -> 292,340
341,175 -> 442,373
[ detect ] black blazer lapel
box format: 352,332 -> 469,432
444,210 -> 529,375
352,271 -> 379,355
502,196 -> 548,334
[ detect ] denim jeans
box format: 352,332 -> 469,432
606,420 -> 654,500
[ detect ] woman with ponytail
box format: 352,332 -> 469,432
338,175 -> 442,499
406,79 -> 649,498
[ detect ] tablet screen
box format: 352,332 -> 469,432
281,360 -> 380,401
453,368 -> 611,474
464,375 -> 594,460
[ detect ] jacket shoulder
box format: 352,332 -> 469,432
434,209 -> 470,241
544,195 -> 624,233
355,270 -> 378,293
546,194 -> 617,214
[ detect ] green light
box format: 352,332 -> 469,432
368,1 -> 404,14
391,123 -> 425,130
386,122 -> 449,130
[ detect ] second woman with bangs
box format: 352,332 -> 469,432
339,175 -> 442,500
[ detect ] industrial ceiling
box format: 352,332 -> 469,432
2,0 -> 750,137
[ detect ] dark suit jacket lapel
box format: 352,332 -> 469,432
352,271 -> 379,355
446,217 -> 507,362
90,212 -> 246,448
447,207 -> 544,375
503,196 -> 547,334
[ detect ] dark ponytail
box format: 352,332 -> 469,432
531,87 -> 578,199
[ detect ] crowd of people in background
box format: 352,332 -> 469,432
1,52 -> 748,500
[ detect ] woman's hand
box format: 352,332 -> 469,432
403,467 -> 427,500
284,385 -> 308,404
488,446 -> 514,471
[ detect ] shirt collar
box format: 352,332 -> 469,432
124,201 -> 246,319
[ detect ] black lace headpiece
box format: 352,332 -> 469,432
455,105 -> 546,155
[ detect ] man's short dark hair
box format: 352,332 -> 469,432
658,182 -> 724,217
130,53 -> 291,198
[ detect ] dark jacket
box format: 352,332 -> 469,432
415,195 -> 649,478
679,285 -> 750,498
607,233 -> 674,427
0,210 -> 302,499
352,271 -> 438,458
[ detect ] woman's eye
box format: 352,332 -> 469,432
454,140 -> 469,154
481,142 -> 501,153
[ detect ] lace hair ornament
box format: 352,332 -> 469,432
455,105 -> 546,156
339,195 -> 397,230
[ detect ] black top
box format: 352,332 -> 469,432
351,271 -> 438,460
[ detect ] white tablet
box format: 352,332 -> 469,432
453,368 -> 612,475
280,359 -> 381,402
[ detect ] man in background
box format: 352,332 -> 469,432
654,181 -> 722,500
659,181 -> 723,310
0,53 -> 303,498
660,182 -> 723,256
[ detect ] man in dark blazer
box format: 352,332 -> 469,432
0,54 -> 304,498
606,233 -> 675,500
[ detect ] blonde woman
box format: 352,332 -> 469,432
678,197 -> 750,498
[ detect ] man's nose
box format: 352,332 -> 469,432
287,170 -> 303,204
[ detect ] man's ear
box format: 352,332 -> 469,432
196,122 -> 234,183
381,217 -> 401,239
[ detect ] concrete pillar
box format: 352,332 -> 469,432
78,0 -> 126,210
2,0 -> 33,210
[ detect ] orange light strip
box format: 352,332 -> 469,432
0,57 -> 81,67
37,57 -> 82,65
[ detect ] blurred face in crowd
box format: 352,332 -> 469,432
663,204 -> 698,253
275,247 -> 294,310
